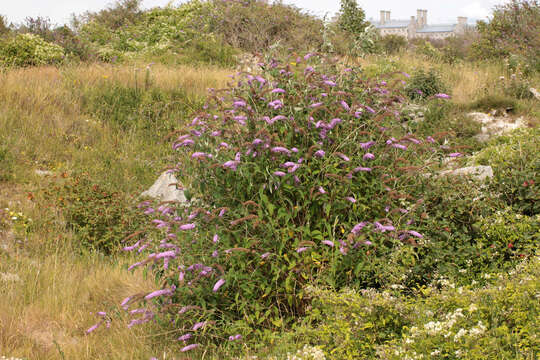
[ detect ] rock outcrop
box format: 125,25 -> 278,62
467,112 -> 525,142
141,172 -> 187,203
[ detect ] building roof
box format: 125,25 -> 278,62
371,20 -> 410,29
417,24 -> 457,33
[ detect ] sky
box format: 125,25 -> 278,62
1,0 -> 509,26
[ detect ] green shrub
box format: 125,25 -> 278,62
112,51 -> 488,356
0,15 -> 9,35
208,0 -> 324,53
0,145 -> 14,182
471,0 -> 540,65
404,69 -> 449,101
413,39 -> 442,61
40,173 -> 146,254
380,35 -> 407,55
294,256 -> 540,359
468,94 -> 517,111
473,128 -> 540,215
79,79 -> 198,132
337,0 -> 369,34
0,33 -> 64,67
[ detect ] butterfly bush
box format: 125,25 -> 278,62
112,53 -> 453,351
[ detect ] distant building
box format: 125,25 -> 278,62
371,9 -> 470,40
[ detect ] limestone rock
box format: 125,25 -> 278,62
0,272 -> 21,282
467,112 -> 525,142
439,165 -> 493,181
141,172 -> 187,203
35,169 -> 54,177
530,87 -> 540,100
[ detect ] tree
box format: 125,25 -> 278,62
472,0 -> 540,61
337,0 -> 368,34
0,15 -> 10,35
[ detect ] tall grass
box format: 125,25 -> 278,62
0,63 -> 231,359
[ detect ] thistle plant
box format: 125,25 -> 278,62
90,52 -> 455,353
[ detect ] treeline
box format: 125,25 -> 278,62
0,0 -> 538,70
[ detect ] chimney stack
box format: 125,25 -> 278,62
380,10 -> 386,24
386,11 -> 391,23
423,10 -> 428,27
416,9 -> 423,27
456,16 -> 468,34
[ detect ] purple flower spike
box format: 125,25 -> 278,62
346,197 -> 356,203
340,100 -> 350,111
363,153 -> 375,160
392,144 -> 407,150
213,278 -> 226,292
351,222 -> 368,234
360,141 -> 376,149
223,160 -> 240,171
179,223 -> 196,231
233,100 -> 247,108
86,322 -> 101,334
310,102 -> 323,108
365,106 -> 376,114
407,230 -> 424,238
178,333 -> 192,342
314,150 -> 325,158
192,321 -> 207,331
268,115 -> 287,124
261,252 -> 271,259
337,153 -> 350,162
318,186 -> 326,194
271,88 -> 286,94
324,80 -> 337,87
273,171 -> 286,177
296,247 -> 309,253
181,344 -> 200,352
448,152 -> 463,158
353,167 -> 372,173
435,93 -> 451,99
271,146 -> 291,155
322,240 -> 335,247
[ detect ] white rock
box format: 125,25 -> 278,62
35,169 -> 54,177
141,172 -> 187,203
0,272 -> 21,282
530,87 -> 540,100
439,166 -> 494,181
467,112 -> 525,142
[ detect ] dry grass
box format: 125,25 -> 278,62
0,250 -> 166,359
356,53 -> 507,104
0,63 -> 233,359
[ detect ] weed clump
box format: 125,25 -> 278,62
404,68 -> 449,101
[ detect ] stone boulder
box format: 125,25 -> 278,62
439,165 -> 494,181
141,172 -> 187,203
467,112 -> 525,142
530,87 -> 540,100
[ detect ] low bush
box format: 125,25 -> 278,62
471,0 -> 540,66
468,94 -> 517,112
40,173 -> 146,254
79,78 -> 199,132
380,35 -> 407,55
404,69 -> 449,101
0,145 -> 14,182
293,256 -> 540,359
0,33 -> 64,67
473,128 -> 540,215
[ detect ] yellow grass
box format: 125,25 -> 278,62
0,251 -> 161,359
355,52 -> 509,104
0,63 -> 233,359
